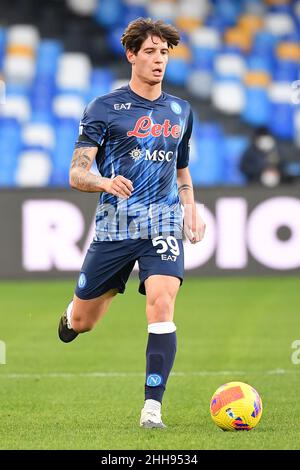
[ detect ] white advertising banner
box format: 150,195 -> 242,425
0,186 -> 299,278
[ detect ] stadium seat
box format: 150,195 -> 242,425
31,79 -> 56,116
147,0 -> 177,22
86,68 -> 114,100
0,117 -> 21,187
0,27 -> 6,69
224,27 -> 252,52
212,79 -> 245,115
244,0 -> 266,16
269,82 -> 294,139
243,71 -> 271,126
238,13 -> 264,35
165,42 -> 191,85
22,122 -> 55,150
274,59 -> 299,81
243,87 -> 271,127
177,0 -> 210,23
66,0 -> 97,16
4,24 -> 39,84
4,55 -> 35,85
247,53 -> 274,74
15,149 -> 52,187
264,13 -> 295,36
7,24 -> 39,48
56,53 -> 91,91
252,30 -> 278,57
293,108 -> 300,148
213,0 -> 244,27
214,53 -> 247,79
190,123 -> 225,185
190,27 -> 221,69
52,118 -> 78,178
165,58 -> 190,86
36,39 -> 63,76
94,0 -> 125,28
187,69 -> 213,99
0,95 -> 31,122
53,93 -> 85,119
223,136 -> 249,185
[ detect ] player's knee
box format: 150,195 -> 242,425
148,295 -> 174,321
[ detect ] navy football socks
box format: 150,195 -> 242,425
145,322 -> 177,403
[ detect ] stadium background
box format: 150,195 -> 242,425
0,0 -> 300,451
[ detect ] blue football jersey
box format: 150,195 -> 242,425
75,85 -> 193,240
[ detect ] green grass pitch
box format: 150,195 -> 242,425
0,277 -> 299,450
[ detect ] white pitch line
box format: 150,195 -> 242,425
0,369 -> 299,379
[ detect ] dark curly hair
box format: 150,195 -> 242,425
121,17 -> 180,54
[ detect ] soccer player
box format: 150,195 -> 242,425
58,17 -> 206,428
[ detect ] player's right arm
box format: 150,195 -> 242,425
69,146 -> 133,198
71,97 -> 133,197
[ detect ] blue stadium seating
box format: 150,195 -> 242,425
243,87 -> 270,127
269,102 -> 294,139
1,0 -> 299,188
190,123 -> 225,186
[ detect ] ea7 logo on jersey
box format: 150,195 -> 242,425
114,103 -> 132,110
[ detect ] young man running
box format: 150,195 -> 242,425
58,17 -> 206,428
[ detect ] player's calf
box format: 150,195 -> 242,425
58,300 -> 95,343
58,306 -> 79,343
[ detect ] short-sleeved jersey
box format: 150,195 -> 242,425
75,85 -> 193,240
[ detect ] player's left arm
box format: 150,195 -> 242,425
177,167 -> 206,244
176,107 -> 205,244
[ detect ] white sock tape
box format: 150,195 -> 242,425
148,321 -> 176,334
66,301 -> 73,329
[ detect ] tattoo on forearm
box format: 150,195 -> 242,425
69,146 -> 101,192
71,148 -> 92,170
178,184 -> 192,194
71,171 -> 102,192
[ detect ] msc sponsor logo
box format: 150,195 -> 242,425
127,116 -> 181,139
129,147 -> 174,162
145,149 -> 174,162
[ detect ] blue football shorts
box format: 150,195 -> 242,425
75,236 -> 184,299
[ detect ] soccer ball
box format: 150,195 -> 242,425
210,381 -> 262,431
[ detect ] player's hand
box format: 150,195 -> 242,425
183,204 -> 206,244
103,175 -> 134,199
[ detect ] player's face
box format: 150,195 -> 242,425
133,35 -> 169,85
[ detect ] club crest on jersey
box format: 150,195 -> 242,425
127,116 -> 181,139
78,273 -> 87,289
170,101 -> 182,115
